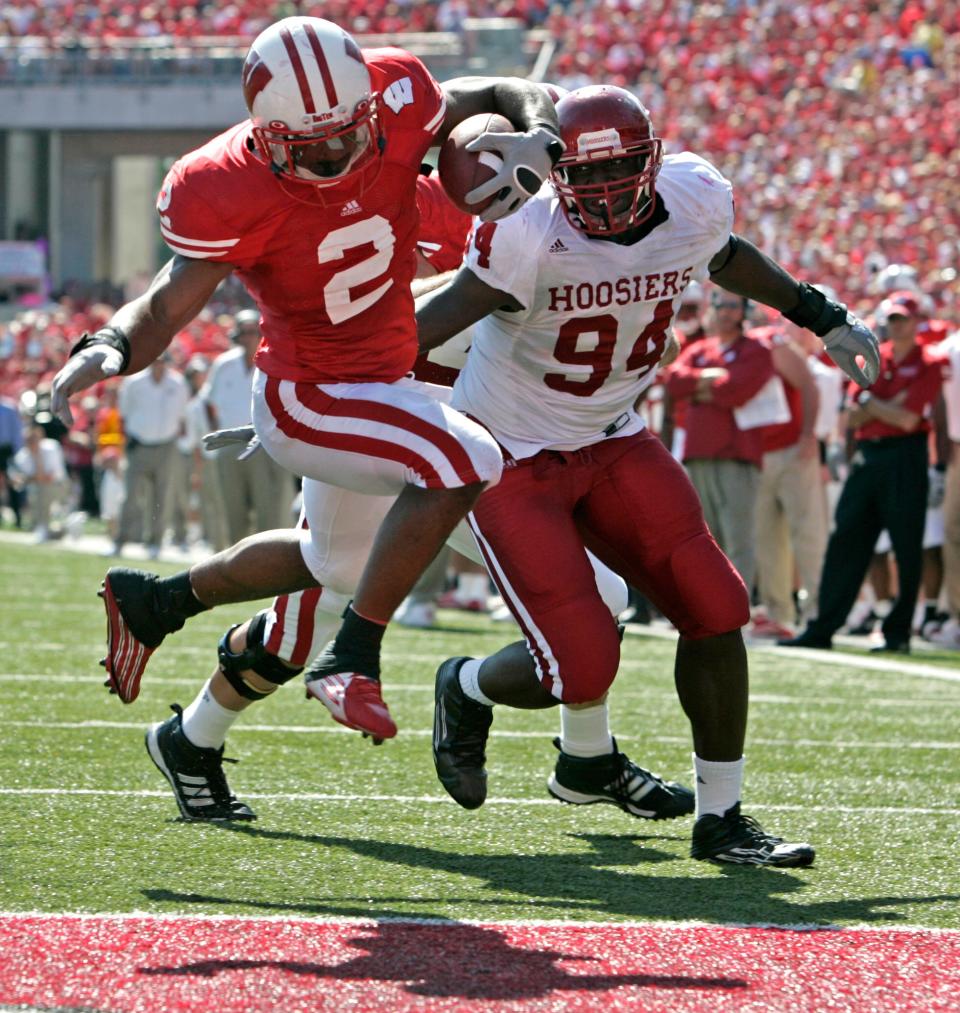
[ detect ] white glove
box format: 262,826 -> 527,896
51,345 -> 124,426
929,467 -> 946,509
821,313 -> 880,387
465,126 -> 563,223
202,424 -> 261,460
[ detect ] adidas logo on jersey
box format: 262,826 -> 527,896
340,200 -> 362,217
548,238 -> 569,254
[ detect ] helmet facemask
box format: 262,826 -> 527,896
242,17 -> 385,190
552,138 -> 662,236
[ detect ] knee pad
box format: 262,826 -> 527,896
218,612 -> 304,700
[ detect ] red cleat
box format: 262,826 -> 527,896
98,570 -> 164,704
306,672 -> 398,741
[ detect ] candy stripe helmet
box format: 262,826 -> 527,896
242,17 -> 383,187
551,85 -> 663,235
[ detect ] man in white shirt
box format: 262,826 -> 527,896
10,419 -> 68,541
114,355 -> 189,555
202,310 -> 294,544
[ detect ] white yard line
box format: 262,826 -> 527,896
2,718 -> 957,749
0,786 -> 956,816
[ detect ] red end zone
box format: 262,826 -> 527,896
2,915 -> 958,1012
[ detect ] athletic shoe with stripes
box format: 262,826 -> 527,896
305,670 -> 398,742
98,568 -> 172,703
433,656 -> 493,810
145,704 -> 256,822
691,803 -> 815,867
547,738 -> 695,820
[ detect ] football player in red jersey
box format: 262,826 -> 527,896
49,17 -> 563,819
416,85 -> 882,866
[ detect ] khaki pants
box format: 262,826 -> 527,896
943,447 -> 960,615
213,443 -> 295,545
117,440 -> 176,547
686,458 -> 761,593
755,444 -> 828,625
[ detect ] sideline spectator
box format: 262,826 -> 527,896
665,293 -> 777,595
750,321 -> 824,638
113,355 -> 190,556
781,291 -> 946,654
201,310 -> 294,544
0,395 -> 24,526
9,419 -> 68,541
927,326 -> 960,649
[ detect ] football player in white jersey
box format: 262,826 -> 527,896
417,85 -> 881,866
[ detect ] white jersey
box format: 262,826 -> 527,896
453,152 -> 734,459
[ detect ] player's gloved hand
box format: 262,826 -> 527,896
929,466 -> 946,509
465,126 -> 563,223
784,283 -> 880,387
202,424 -> 261,460
821,315 -> 880,388
51,328 -> 130,426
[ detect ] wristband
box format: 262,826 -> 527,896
68,326 -> 131,373
783,283 -> 847,338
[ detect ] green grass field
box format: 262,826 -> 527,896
1,540 -> 958,930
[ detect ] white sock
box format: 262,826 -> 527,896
693,754 -> 745,819
560,703 -> 614,757
180,680 -> 242,749
458,658 -> 495,706
874,598 -> 894,619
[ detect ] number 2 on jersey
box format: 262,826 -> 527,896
317,216 -> 396,325
544,298 -> 674,397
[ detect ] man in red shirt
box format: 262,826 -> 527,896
665,293 -> 775,596
781,291 -> 945,653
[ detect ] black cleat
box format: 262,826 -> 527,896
433,657 -> 493,810
778,628 -> 832,650
691,803 -> 814,867
547,738 -> 694,820
145,704 -> 256,822
870,640 -> 910,654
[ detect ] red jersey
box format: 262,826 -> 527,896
848,341 -> 945,441
156,48 -> 445,385
752,326 -> 804,453
665,332 -> 775,467
411,173 -> 474,387
415,173 -> 473,274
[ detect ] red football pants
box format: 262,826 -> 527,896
469,429 -> 749,702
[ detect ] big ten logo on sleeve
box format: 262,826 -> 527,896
383,77 -> 414,114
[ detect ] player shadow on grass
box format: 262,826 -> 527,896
136,912 -> 748,1002
146,826 -> 959,928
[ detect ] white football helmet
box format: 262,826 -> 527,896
242,17 -> 383,187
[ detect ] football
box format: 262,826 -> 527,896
438,112 -> 516,215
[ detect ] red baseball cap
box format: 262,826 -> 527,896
882,290 -> 922,318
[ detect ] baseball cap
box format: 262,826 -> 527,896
881,290 -> 922,318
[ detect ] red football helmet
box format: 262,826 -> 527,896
551,86 -> 663,236
242,17 -> 383,188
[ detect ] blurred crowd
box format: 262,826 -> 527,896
0,301 -> 297,554
0,0 -> 550,40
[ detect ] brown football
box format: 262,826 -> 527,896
438,112 -> 515,215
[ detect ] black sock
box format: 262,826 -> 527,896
156,571 -> 209,628
329,605 -> 385,680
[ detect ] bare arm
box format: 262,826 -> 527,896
709,234 -> 880,387
771,340 -> 819,456
416,267 -> 520,353
438,77 -> 558,145
51,256 -> 232,424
